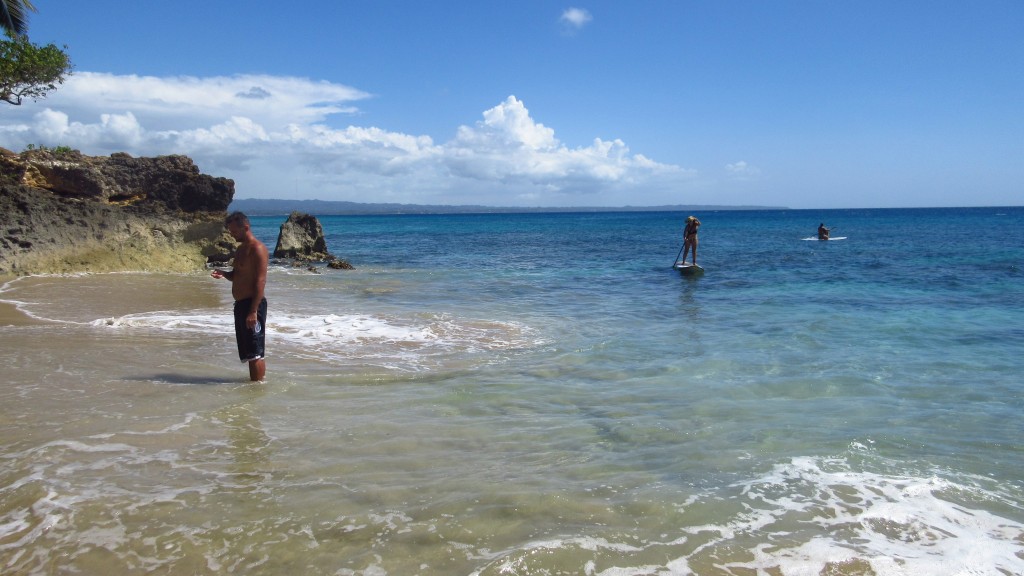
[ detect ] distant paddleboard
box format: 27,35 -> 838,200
673,262 -> 705,275
802,236 -> 847,241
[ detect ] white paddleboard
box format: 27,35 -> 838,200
802,236 -> 847,241
673,262 -> 705,274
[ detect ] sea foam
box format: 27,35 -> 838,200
90,309 -> 541,372
470,456 -> 1024,576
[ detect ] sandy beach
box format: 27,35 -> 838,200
0,301 -> 34,326
0,277 -> 48,326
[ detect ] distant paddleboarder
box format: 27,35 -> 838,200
681,215 -> 701,265
817,223 -> 831,240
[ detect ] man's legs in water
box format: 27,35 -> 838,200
248,359 -> 265,382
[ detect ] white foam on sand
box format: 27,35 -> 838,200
0,277 -> 53,323
91,310 -> 229,332
717,456 -> 1024,575
271,312 -> 541,371
472,455 -> 1024,576
90,309 -> 542,372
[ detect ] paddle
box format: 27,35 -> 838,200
672,244 -> 684,267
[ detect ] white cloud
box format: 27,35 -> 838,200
31,108 -> 72,141
38,72 -> 367,132
457,95 -> 558,151
0,72 -> 688,206
560,7 -> 593,31
726,160 -> 761,180
444,96 -> 680,193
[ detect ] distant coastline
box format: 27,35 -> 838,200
228,198 -> 789,216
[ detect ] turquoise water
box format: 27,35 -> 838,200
2,207 -> 1022,574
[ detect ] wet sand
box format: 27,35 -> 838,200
0,298 -> 48,326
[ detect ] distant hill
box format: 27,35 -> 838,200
228,198 -> 787,216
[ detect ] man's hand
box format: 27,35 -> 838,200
211,269 -> 228,280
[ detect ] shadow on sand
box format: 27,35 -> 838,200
128,373 -> 250,386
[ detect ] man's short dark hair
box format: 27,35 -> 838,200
225,211 -> 249,226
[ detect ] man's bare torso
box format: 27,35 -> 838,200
231,238 -> 268,301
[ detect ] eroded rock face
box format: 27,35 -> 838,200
0,148 -> 236,275
4,149 -> 233,211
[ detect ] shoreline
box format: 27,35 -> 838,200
0,300 -> 46,326
0,276 -> 47,326
0,209 -> 1021,574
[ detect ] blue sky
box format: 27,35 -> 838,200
2,1 -> 1021,208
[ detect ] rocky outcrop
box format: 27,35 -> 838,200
327,258 -> 354,270
0,147 -> 236,275
274,211 -> 330,260
273,211 -> 354,270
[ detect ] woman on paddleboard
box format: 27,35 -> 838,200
682,215 -> 701,265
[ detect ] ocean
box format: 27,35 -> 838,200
1,207 -> 1022,575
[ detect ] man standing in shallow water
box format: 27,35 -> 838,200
212,212 -> 268,381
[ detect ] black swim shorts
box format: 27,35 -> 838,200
233,297 -> 267,363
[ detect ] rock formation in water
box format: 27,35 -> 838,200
273,211 -> 353,269
274,211 -> 330,260
0,147 -> 236,275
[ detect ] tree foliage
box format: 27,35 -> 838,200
0,34 -> 72,105
1,0 -> 35,37
1,0 -> 72,105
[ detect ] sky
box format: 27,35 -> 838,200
2,1 -> 1021,209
